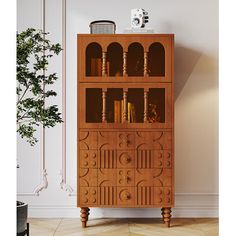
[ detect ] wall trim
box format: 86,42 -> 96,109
60,0 -> 74,196
28,193 -> 218,218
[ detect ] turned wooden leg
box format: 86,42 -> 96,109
161,207 -> 172,227
161,207 -> 165,223
80,207 -> 90,228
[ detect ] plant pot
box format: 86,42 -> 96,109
17,201 -> 28,234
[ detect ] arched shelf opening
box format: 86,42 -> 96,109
127,43 -> 144,76
107,42 -> 123,76
148,43 -> 165,76
86,43 -> 102,76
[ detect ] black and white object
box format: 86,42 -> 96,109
131,8 -> 149,29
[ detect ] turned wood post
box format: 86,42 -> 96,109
144,51 -> 149,76
161,207 -> 172,227
144,89 -> 149,123
123,51 -> 127,76
102,89 -> 107,122
80,207 -> 90,228
102,51 -> 107,76
123,89 -> 128,122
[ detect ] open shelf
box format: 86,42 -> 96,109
127,43 -> 144,76
127,88 -> 144,123
84,41 -> 167,78
85,87 -> 166,124
86,43 -> 102,76
148,43 -> 165,76
86,88 -> 102,122
107,43 -> 123,76
148,88 -> 165,123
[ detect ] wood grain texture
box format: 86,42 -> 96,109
77,34 -> 174,227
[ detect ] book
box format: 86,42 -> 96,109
130,103 -> 136,123
128,102 -> 131,123
114,100 -> 121,123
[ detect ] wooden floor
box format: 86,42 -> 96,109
28,218 -> 218,236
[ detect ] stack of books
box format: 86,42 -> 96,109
114,100 -> 136,123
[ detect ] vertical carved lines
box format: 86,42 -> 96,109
99,150 -> 116,168
99,186 -> 116,205
137,149 -> 152,168
137,187 -> 152,205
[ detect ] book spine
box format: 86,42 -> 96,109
128,102 -> 131,123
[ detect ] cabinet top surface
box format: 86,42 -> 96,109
77,34 -> 174,37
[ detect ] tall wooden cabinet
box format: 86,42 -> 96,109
77,34 -> 174,227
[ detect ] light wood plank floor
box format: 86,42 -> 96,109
28,218 -> 218,236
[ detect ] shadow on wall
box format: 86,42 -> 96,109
174,45 -> 202,101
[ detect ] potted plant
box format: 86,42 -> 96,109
16,28 -> 62,235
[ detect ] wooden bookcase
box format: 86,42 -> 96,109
77,34 -> 174,227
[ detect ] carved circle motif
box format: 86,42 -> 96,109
119,153 -> 131,165
166,161 -> 171,166
84,161 -> 88,166
91,189 -> 96,195
119,189 -> 131,201
92,153 -> 96,158
84,153 -> 88,158
84,189 -> 88,195
92,161 -> 96,166
157,160 -> 162,166
83,198 -> 88,203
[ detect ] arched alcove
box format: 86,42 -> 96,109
127,43 -> 144,76
148,43 -> 165,76
107,42 -> 123,76
86,42 -> 102,76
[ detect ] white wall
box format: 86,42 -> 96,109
17,0 -> 218,217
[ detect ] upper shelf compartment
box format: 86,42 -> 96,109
78,34 -> 173,81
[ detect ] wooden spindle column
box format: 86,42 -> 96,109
144,51 -> 149,76
123,89 -> 128,122
102,89 -> 107,122
123,52 -> 127,76
144,90 -> 149,123
102,51 -> 107,76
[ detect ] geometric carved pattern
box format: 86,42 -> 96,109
99,149 -> 116,168
80,150 -> 98,168
98,169 -> 116,186
99,186 -> 116,205
136,186 -> 153,205
79,131 -> 98,150
136,149 -> 152,168
117,187 -> 134,205
80,187 -> 98,205
117,169 -> 134,186
78,130 -> 172,207
117,150 -> 135,168
118,132 -> 135,149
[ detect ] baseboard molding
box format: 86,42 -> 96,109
28,193 -> 218,218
